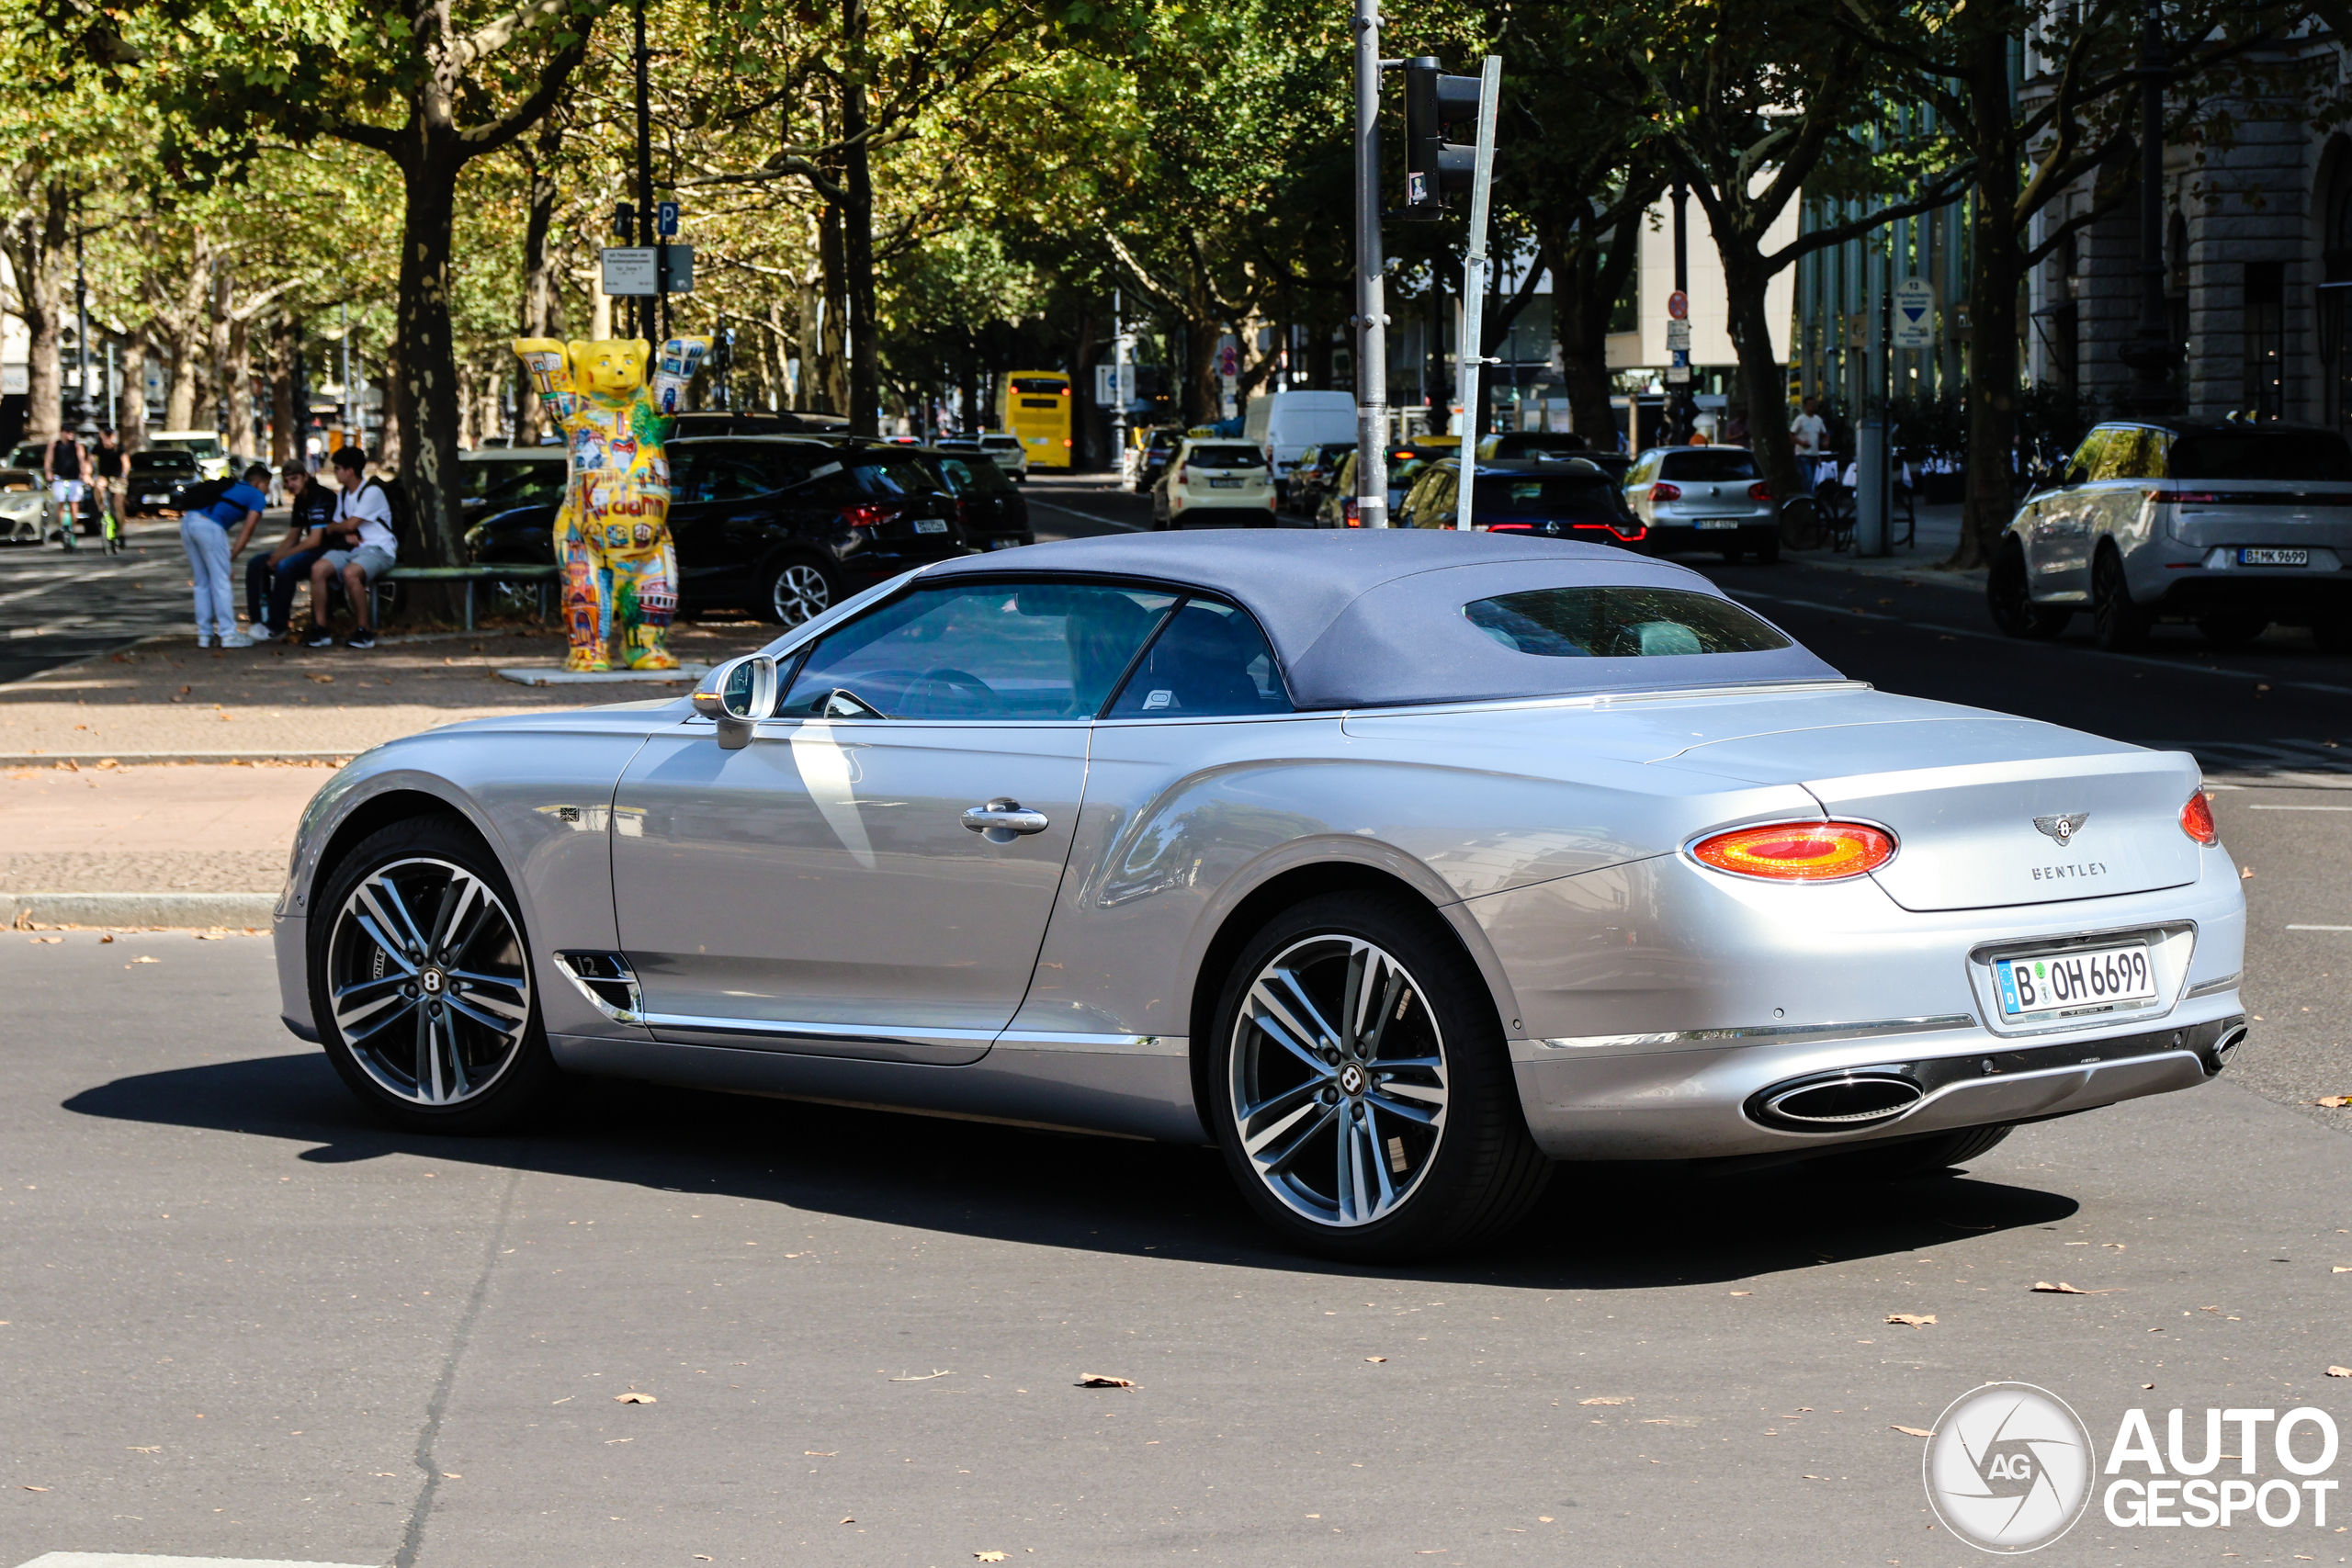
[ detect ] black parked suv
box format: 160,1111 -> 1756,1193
466,436 -> 975,626
126,448 -> 201,516
929,446 -> 1034,549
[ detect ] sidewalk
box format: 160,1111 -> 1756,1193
1780,502 -> 1986,593
2,619 -> 775,927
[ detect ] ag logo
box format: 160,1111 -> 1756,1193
1923,1382 -> 2097,1553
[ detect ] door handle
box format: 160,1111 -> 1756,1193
962,798 -> 1050,843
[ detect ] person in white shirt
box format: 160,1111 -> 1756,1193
1790,395 -> 1829,456
303,446 -> 398,649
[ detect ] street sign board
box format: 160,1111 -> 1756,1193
1667,289 -> 1689,321
1893,278 -> 1936,350
1667,347 -> 1690,386
662,244 -> 694,293
657,201 -> 681,238
1217,344 -> 1238,378
603,247 -> 657,297
1665,320 -> 1691,352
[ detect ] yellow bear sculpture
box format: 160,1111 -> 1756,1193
512,335 -> 710,671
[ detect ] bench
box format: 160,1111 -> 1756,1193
372,563 -> 562,630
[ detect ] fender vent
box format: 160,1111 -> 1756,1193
1750,1072 -> 1924,1132
554,951 -> 643,1023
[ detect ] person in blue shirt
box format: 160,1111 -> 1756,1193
186,462 -> 271,649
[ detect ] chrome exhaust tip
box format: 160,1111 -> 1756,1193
1748,1072 -> 1925,1133
2204,1022 -> 2248,1074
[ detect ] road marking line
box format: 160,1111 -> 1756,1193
1024,498 -> 1141,533
2285,924 -> 2352,931
15,1555 -> 380,1568
2248,804 -> 2352,811
1724,587 -> 2352,699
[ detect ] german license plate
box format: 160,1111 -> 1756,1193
912,518 -> 948,534
1694,518 -> 1742,530
2239,547 -> 2309,566
142,493 -> 167,503
986,536 -> 1022,550
1995,942 -> 2157,1019
1209,478 -> 1243,489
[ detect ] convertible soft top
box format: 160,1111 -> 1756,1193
916,530 -> 1840,709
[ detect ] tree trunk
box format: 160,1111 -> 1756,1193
268,313 -> 298,466
395,144 -> 471,573
1721,251 -> 1801,516
841,0 -> 880,435
1953,28 -> 2023,570
1544,208 -> 1643,442
199,254 -> 230,434
225,310 -> 255,458
8,181 -> 68,442
119,333 -> 147,451
1068,308 -> 1101,468
516,121 -> 560,446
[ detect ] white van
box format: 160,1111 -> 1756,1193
1242,391 -> 1358,481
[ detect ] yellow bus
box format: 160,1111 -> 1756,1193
997,370 -> 1073,470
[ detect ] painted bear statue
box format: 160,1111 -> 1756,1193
511,334 -> 710,671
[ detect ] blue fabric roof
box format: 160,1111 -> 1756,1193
917,530 -> 1841,709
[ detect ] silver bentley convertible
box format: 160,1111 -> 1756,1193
274,533 -> 2246,1260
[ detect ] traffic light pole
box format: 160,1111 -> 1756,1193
1450,53 -> 1501,535
1351,0 -> 1390,526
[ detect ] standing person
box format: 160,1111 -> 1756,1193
41,424 -> 86,547
247,459 -> 337,640
304,446 -> 398,650
1788,395 -> 1827,492
92,428 -> 126,551
186,462 -> 272,649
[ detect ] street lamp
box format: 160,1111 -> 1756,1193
2120,0 -> 2181,415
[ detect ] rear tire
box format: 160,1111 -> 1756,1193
2090,546 -> 2152,651
1804,1122 -> 2013,1183
1988,536 -> 2072,639
1206,891 -> 1550,1262
2196,611 -> 2268,649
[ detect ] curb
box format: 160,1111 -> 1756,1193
0,750 -> 356,768
6,890 -> 278,928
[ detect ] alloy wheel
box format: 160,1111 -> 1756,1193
326,855 -> 533,1106
770,562 -> 832,626
1228,935 -> 1449,1228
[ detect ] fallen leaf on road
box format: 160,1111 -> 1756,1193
2032,1281 -> 2087,1293
22,1485 -> 49,1491
805,1451 -> 836,1457
2320,1098 -> 2352,1109
605,1438 -> 631,1444
194,932 -> 225,941
615,1392 -> 657,1404
2241,866 -> 2256,879
2144,1383 -> 2156,1389
1892,1426 -> 1936,1438
373,1473 -> 396,1478
977,1554 -> 1008,1562
695,1557 -> 711,1562
30,936 -> 60,943
2335,1267 -> 2351,1273
1886,1314 -> 1937,1327
1365,1356 -> 1387,1363
889,1370 -> 955,1382
309,673 -> 334,683
442,1472 -> 459,1479
1077,1374 -> 1136,1389
127,1446 -> 159,1453
130,956 -> 158,964
1729,1291 -> 1751,1297
98,933 -> 113,943
841,1516 -> 854,1524
2328,1367 -> 2352,1378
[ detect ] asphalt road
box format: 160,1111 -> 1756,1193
0,520 -> 204,685
4,474 -> 2348,1568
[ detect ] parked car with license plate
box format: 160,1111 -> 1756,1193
930,446 -> 1034,550
1989,420 -> 2352,651
1403,459 -> 1648,546
464,436 -> 972,626
1623,446 -> 1781,563
0,467 -> 48,542
979,433 -> 1029,482
1152,440 -> 1276,527
277,530 -> 2246,1262
1283,443 -> 1351,517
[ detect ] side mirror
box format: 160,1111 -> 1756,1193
691,654 -> 777,750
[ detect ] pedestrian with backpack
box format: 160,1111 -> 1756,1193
304,446 -> 397,649
183,462 -> 272,649
41,425 -> 88,548
247,458 -> 336,640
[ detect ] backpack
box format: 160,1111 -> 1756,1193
368,475 -> 412,547
175,476 -> 234,514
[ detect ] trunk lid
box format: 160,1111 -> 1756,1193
2160,485 -> 2352,550
1663,717 -> 2204,910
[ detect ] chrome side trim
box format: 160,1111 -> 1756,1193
1534,1014 -> 1976,1053
994,1030 -> 1184,1055
643,1012 -> 1001,1045
2185,972 -> 2242,998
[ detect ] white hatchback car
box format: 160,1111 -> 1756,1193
979,434 -> 1029,482
1151,440 -> 1278,528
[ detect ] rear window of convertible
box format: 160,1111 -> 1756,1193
1464,587 -> 1791,658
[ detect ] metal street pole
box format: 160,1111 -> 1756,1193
340,304 -> 354,441
1452,53 -> 1501,534
1112,287 -> 1129,480
634,0 -> 662,344
1669,181 -> 1690,442
1351,0 -> 1391,525
2120,0 -> 2179,414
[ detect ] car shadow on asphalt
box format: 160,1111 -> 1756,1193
64,1051 -> 2077,1289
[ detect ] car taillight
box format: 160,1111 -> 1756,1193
1690,820 -> 1896,882
839,502 -> 899,530
1062,437 -> 1072,447
1747,481 -> 1773,502
1173,464 -> 1188,485
1649,482 -> 1682,502
2180,790 -> 2218,845
1487,522 -> 1532,532
1607,521 -> 1647,543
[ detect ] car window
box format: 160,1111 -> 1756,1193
1187,445 -> 1264,468
670,452 -> 775,504
2167,429 -> 2352,480
2069,429 -> 2113,482
473,461 -> 567,507
800,454 -> 945,501
2092,426 -> 2161,481
936,454 -> 1014,496
779,581 -> 1177,720
1659,450 -> 1761,481
1471,474 -> 1624,517
1106,599 -> 1291,717
1464,587 -> 1792,658
133,451 -> 198,473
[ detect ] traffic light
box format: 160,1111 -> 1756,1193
1401,57 -> 1484,218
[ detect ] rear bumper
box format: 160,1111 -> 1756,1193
2143,566 -> 2352,619
1645,521 -> 1777,552
1510,1001 -> 2243,1160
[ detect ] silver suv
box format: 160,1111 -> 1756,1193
1990,420 -> 2352,651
